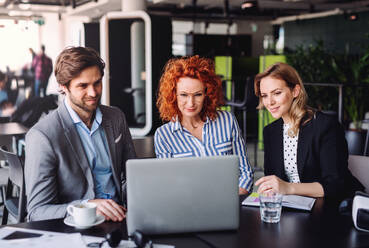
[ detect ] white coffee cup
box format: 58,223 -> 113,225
67,202 -> 97,226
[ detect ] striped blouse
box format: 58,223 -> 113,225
154,110 -> 254,192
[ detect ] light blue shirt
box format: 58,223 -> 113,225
64,99 -> 118,201
0,90 -> 8,105
154,110 -> 254,192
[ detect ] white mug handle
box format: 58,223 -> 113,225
66,205 -> 74,216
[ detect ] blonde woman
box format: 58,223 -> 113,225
254,63 -> 363,199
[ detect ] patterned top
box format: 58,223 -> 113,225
283,123 -> 300,183
154,110 -> 254,192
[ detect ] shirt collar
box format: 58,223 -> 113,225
64,98 -> 102,126
171,117 -> 182,133
170,115 -> 210,133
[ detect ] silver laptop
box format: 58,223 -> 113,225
126,155 -> 240,235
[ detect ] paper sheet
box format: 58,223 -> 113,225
0,227 -> 174,248
0,231 -> 84,248
242,193 -> 316,211
0,226 -> 64,239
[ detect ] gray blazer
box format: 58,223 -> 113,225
25,102 -> 136,221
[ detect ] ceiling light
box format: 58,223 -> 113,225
241,2 -> 254,9
347,13 -> 358,21
8,10 -> 21,16
8,10 -> 33,16
18,4 -> 31,10
6,3 -> 14,9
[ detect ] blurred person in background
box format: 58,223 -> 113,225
29,48 -> 36,62
0,70 -> 9,105
0,70 -> 15,117
32,45 -> 52,97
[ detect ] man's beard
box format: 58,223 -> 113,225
70,95 -> 101,114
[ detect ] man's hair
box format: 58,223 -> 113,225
0,70 -> 6,82
41,45 -> 45,52
54,46 -> 105,88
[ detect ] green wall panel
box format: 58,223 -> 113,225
215,56 -> 232,112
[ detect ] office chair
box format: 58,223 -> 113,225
348,155 -> 369,193
132,136 -> 155,159
223,77 -> 259,167
0,148 -> 27,225
0,144 -> 12,208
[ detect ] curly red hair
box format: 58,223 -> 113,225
157,55 -> 224,122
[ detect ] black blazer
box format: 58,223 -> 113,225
263,111 -> 363,199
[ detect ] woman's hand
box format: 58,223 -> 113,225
239,187 -> 249,195
255,175 -> 292,195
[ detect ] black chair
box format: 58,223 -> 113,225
345,130 -> 365,156
132,136 -> 155,159
223,77 -> 259,167
9,94 -> 58,128
0,148 -> 26,225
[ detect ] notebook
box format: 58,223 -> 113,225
242,192 -> 316,211
126,155 -> 240,235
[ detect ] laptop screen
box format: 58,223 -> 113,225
126,155 -> 240,235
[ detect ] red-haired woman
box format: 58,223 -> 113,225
154,55 -> 253,195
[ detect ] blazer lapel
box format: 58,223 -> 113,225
297,118 -> 314,177
101,116 -> 121,196
274,120 -> 287,180
58,102 -> 94,185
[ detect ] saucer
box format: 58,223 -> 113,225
64,215 -> 105,229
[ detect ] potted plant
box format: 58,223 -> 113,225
286,41 -> 339,112
287,40 -> 369,155
332,44 -> 369,155
331,44 -> 369,130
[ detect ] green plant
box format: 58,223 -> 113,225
287,40 -> 369,129
330,44 -> 369,129
286,41 -> 339,112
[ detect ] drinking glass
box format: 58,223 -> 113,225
259,192 -> 283,223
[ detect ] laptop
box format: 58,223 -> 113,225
126,155 -> 240,235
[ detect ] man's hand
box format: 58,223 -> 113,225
88,199 -> 126,222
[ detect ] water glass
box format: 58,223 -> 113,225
259,192 -> 283,223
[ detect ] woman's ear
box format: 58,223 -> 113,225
293,84 -> 301,98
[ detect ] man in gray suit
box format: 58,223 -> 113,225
25,47 -> 136,221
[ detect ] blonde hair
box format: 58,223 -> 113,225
254,62 -> 314,136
